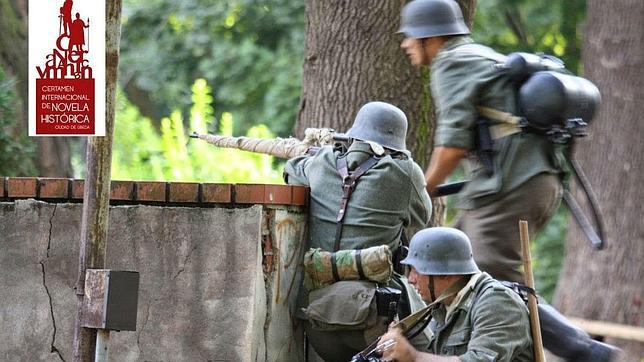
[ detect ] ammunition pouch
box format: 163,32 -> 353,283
375,285 -> 401,321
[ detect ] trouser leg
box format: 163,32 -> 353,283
454,174 -> 615,360
455,173 -> 563,283
304,321 -> 367,362
303,317 -> 390,362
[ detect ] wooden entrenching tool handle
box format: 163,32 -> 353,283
519,220 -> 546,362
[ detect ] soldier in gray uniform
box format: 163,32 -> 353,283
285,101 -> 432,361
379,227 -> 534,362
397,0 -> 617,360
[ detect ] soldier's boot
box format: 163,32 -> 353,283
538,304 -> 620,361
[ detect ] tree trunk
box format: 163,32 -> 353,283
553,0 -> 643,359
37,138 -> 74,177
0,0 -> 73,177
295,0 -> 476,226
295,1 -> 430,164
0,0 -> 28,126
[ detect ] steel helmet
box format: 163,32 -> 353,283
401,227 -> 480,275
398,0 -> 470,39
345,101 -> 408,152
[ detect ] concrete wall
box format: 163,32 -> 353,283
0,195 -> 307,361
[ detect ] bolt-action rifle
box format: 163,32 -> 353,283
190,127 -> 349,159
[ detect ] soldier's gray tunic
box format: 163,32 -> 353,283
285,141 -> 432,251
431,35 -> 562,210
427,273 -> 534,361
431,36 -> 564,283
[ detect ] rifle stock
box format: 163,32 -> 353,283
432,181 -> 468,197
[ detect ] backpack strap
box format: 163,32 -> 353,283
333,155 -> 381,251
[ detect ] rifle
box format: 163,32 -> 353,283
190,128 -> 349,159
350,277 -> 469,362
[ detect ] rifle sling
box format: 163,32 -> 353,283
359,276 -> 471,359
394,276 -> 470,335
565,156 -> 606,249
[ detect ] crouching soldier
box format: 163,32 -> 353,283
284,101 -> 433,361
378,227 -> 534,362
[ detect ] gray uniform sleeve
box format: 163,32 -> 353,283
283,155 -> 312,186
407,161 -> 432,228
431,56 -> 485,150
458,288 -> 533,362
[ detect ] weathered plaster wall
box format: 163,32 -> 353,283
0,199 -> 307,361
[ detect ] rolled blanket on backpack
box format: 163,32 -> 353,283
303,245 -> 393,290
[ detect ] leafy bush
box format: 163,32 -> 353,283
112,78 -> 282,183
120,0 -> 304,137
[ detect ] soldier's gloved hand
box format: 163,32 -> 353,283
377,328 -> 418,362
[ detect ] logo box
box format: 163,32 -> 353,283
29,0 -> 105,136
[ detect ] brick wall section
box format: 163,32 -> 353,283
0,177 -> 308,206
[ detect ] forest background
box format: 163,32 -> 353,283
0,0 -> 583,300
1,1 -> 642,357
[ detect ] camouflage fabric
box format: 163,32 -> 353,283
303,245 -> 393,290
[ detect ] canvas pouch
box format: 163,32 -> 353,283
304,280 -> 378,331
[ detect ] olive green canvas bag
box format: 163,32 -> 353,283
304,280 -> 379,332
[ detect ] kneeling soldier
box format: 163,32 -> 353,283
379,227 -> 534,361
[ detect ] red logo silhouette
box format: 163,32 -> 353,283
36,0 -> 94,135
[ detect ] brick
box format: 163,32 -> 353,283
0,177 -> 5,198
136,182 -> 166,202
71,179 -> 85,199
291,185 -> 308,206
110,181 -> 134,201
202,183 -> 232,203
169,182 -> 199,203
265,185 -> 292,205
8,177 -> 37,198
235,184 -> 265,204
38,178 -> 69,199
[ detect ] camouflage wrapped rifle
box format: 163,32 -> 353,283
189,127 -> 348,159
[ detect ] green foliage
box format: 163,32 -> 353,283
472,0 -> 585,73
0,67 -> 35,176
112,78 -> 282,183
120,0 -> 304,137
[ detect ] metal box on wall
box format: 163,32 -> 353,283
81,269 -> 140,331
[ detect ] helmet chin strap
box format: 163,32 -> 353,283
428,275 -> 437,302
420,38 -> 430,64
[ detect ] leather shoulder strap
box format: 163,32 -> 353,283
333,155 -> 381,251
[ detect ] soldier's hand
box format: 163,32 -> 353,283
378,328 -> 418,362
